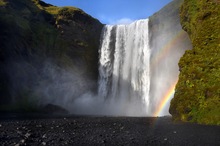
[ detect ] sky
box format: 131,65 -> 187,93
42,0 -> 172,24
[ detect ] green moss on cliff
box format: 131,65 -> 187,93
170,0 -> 220,125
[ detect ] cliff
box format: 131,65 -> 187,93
0,0 -> 103,112
169,0 -> 220,125
149,0 -> 192,115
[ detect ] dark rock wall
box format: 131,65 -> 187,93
0,0 -> 103,111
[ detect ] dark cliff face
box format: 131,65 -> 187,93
0,0 -> 103,111
148,0 -> 192,114
169,0 -> 220,125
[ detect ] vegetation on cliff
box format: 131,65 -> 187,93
0,0 -> 103,112
170,0 -> 220,125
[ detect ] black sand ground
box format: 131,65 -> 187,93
0,115 -> 219,146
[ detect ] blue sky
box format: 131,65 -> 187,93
42,0 -> 172,24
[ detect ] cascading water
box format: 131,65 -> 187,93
98,19 -> 152,116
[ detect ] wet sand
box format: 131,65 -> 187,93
0,115 -> 219,146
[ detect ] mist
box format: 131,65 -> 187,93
35,62 -> 148,116
35,62 -> 149,116
148,1 -> 192,116
6,60 -> 144,116
5,60 -> 97,113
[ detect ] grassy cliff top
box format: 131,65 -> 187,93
32,0 -> 95,21
32,0 -> 83,15
0,0 -> 89,18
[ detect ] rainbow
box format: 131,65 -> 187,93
150,30 -> 188,117
151,30 -> 186,68
153,80 -> 178,117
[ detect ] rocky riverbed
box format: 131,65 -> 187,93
0,115 -> 219,146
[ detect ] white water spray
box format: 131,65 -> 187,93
98,19 -> 151,116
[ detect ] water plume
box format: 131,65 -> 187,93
98,19 -> 151,116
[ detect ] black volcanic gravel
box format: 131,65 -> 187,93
0,115 -> 219,146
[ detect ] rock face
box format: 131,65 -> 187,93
169,0 -> 220,125
0,0 -> 103,112
148,0 -> 192,115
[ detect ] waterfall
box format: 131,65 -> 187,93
63,0 -> 191,116
98,19 -> 151,116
